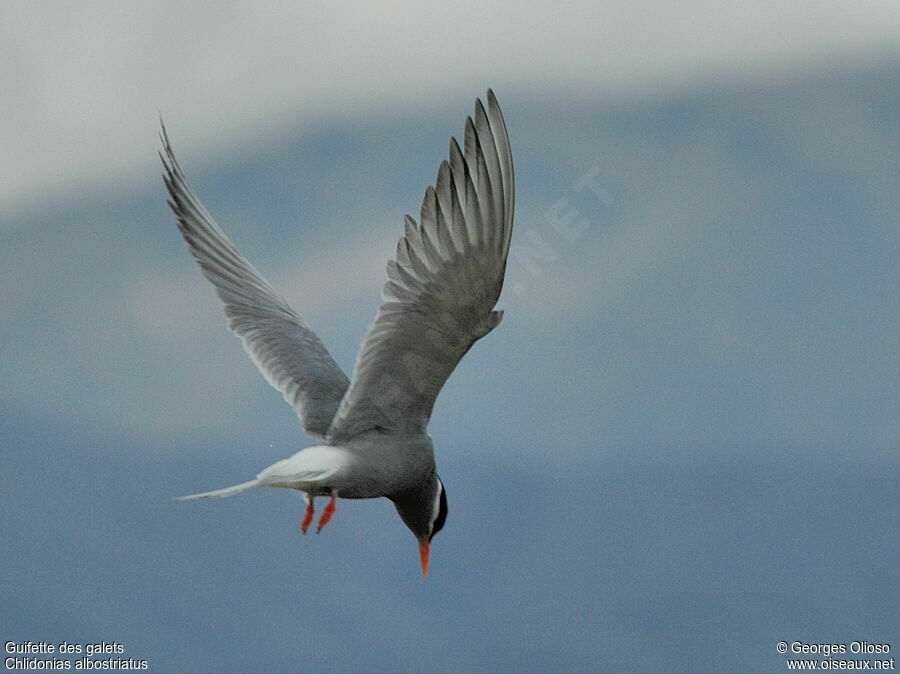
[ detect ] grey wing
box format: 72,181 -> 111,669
327,90 -> 514,442
160,126 -> 349,440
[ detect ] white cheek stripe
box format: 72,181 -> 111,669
431,479 -> 443,528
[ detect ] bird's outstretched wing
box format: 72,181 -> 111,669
328,90 -> 514,442
161,127 -> 350,440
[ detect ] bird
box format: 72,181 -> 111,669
162,89 -> 514,577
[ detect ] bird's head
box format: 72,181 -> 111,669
391,474 -> 447,577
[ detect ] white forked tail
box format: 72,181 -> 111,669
175,480 -> 258,500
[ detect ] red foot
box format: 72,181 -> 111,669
300,497 -> 315,534
316,492 -> 337,533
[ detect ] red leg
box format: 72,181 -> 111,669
316,492 -> 337,533
300,496 -> 315,534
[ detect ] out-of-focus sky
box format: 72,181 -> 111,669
2,2 -> 897,672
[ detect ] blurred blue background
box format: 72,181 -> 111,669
2,2 -> 897,672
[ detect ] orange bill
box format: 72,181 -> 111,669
419,540 -> 431,577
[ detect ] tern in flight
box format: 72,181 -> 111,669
164,90 -> 514,576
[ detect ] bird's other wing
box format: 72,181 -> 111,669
328,90 -> 514,442
161,126 -> 350,440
